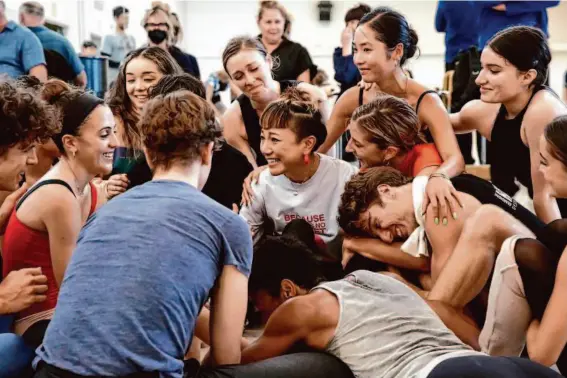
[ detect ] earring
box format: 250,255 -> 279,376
72,150 -> 76,159
384,159 -> 391,167
303,154 -> 310,165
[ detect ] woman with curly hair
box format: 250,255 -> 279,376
105,46 -> 183,193
2,79 -> 118,348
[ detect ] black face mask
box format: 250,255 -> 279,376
148,29 -> 167,44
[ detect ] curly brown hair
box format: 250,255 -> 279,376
0,79 -> 60,156
338,167 -> 412,236
139,90 -> 222,170
106,47 -> 183,151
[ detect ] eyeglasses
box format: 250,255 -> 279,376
144,23 -> 169,29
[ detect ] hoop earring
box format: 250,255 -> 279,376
72,151 -> 76,159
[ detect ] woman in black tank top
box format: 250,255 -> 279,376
221,36 -> 329,168
450,26 -> 567,223
322,7 -> 465,228
505,116 -> 567,372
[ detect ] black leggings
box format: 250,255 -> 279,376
514,219 -> 567,373
22,319 -> 50,349
34,353 -> 354,378
428,355 -> 563,378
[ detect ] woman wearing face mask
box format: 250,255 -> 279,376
257,1 -> 314,82
105,46 -> 183,191
2,79 -> 118,348
319,7 -> 465,227
239,88 -> 358,259
221,36 -> 328,169
142,3 -> 200,79
450,26 -> 567,223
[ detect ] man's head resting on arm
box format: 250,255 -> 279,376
338,167 -> 418,243
249,235 -> 329,322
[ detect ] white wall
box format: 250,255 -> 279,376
4,0 -> 567,95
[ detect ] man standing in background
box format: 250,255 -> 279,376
101,6 -> 135,85
435,0 -> 480,71
19,1 -> 86,87
477,1 -> 559,49
0,0 -> 46,81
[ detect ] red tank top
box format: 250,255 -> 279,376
1,180 -> 97,320
396,144 -> 442,177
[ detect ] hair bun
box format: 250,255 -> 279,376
41,79 -> 72,104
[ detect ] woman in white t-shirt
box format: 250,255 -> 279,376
240,88 -> 358,258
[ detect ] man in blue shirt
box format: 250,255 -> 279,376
0,0 -> 46,81
19,1 -> 86,87
476,1 -> 559,49
435,1 -> 480,71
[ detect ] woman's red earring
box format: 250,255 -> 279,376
303,154 -> 310,165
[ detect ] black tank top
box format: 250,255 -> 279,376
451,174 -> 546,238
490,87 -> 544,198
237,80 -> 298,166
358,88 -> 436,142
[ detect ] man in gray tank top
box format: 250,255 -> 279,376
238,235 -> 562,378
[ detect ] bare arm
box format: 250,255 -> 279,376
221,102 -> 258,168
426,299 -> 481,350
297,82 -> 331,124
527,247 -> 567,366
317,86 -> 359,154
524,99 -> 563,223
29,65 -> 47,83
345,237 -> 429,272
74,71 -> 87,88
419,93 -> 464,178
449,100 -> 498,138
206,82 -> 215,103
425,193 -> 480,281
241,298 -> 314,364
43,190 -> 82,285
297,69 -> 311,83
209,265 -> 249,366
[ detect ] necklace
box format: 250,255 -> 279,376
65,159 -> 85,197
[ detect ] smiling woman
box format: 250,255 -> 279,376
105,46 -> 183,189
450,25 -> 567,223
2,79 -> 117,348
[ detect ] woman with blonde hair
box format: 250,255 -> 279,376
256,1 -> 314,82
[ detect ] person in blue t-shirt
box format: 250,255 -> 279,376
476,1 -> 559,49
435,0 -> 480,71
0,0 -> 46,81
34,91 -> 253,378
18,2 -> 86,87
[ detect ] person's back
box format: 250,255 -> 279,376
35,90 -> 253,378
28,26 -> 83,79
37,180 -> 251,377
435,0 -> 479,68
317,271 -> 474,378
477,1 -> 559,48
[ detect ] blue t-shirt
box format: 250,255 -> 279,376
0,21 -> 45,78
36,180 -> 253,377
28,26 -> 84,76
435,1 -> 480,64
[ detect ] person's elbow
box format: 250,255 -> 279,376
29,64 -> 47,82
213,344 -> 242,366
75,71 -> 87,88
529,344 -> 558,368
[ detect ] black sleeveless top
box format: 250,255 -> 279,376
358,88 -> 436,142
489,88 -> 545,198
237,80 -> 298,166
